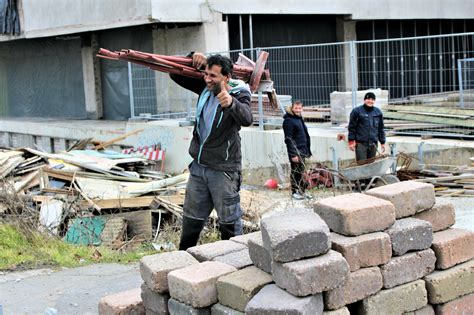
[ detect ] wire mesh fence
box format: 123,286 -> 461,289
128,32 -> 474,137
459,58 -> 474,108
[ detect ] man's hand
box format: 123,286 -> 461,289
217,81 -> 233,108
291,156 -> 299,163
192,52 -> 207,69
349,143 -> 356,151
381,144 -> 386,153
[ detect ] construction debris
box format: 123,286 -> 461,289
0,139 -> 263,249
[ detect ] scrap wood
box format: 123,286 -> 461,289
24,147 -> 137,178
78,196 -> 155,210
0,156 -> 25,179
93,128 -> 144,150
126,173 -> 189,196
72,180 -> 101,212
14,170 -> 39,193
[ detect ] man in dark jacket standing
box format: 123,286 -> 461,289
170,53 -> 252,250
283,100 -> 312,200
348,92 -> 386,162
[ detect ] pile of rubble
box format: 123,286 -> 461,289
98,181 -> 474,314
0,143 -> 189,246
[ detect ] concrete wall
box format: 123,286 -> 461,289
14,0 -> 474,40
1,118 -> 473,185
210,0 -> 474,20
21,0 -> 153,38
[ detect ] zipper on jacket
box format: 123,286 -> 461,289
198,104 -> 221,164
216,112 -> 223,128
225,140 -> 230,161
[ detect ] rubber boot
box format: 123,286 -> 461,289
219,220 -> 243,240
178,216 -> 205,250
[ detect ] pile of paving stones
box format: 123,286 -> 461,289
98,181 -> 474,315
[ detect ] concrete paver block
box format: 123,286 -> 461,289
140,283 -> 169,315
424,259 -> 474,304
366,181 -> 435,218
380,249 -> 436,288
167,298 -> 210,315
404,304 -> 434,315
272,250 -> 349,296
211,303 -> 244,315
168,261 -> 236,308
261,208 -> 330,262
413,201 -> 455,232
212,248 -> 253,270
245,284 -> 324,315
98,288 -> 145,315
216,266 -> 273,312
230,232 -> 261,245
431,228 -> 474,269
330,232 -> 392,271
322,307 -> 350,315
187,240 -> 247,262
386,218 -> 433,256
140,251 -> 199,293
357,280 -> 427,314
435,292 -> 474,315
248,235 -> 272,273
314,193 -> 395,236
324,267 -> 383,310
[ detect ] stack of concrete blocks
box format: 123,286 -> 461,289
313,180 -> 474,314
364,181 -> 474,314
99,180 -> 473,315
330,88 -> 389,124
244,208 -> 350,315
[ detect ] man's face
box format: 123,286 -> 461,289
292,103 -> 303,116
204,64 -> 228,94
364,98 -> 375,107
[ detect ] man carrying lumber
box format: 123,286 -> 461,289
283,100 -> 312,200
348,92 -> 386,162
170,53 -> 252,250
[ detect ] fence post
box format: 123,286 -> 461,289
128,62 -> 135,118
350,41 -> 357,108
458,59 -> 464,109
256,48 -> 264,130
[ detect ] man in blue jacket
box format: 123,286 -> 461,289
348,92 -> 386,162
283,100 -> 312,200
170,53 -> 252,250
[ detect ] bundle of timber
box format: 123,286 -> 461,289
301,105 -> 331,122
382,97 -> 474,137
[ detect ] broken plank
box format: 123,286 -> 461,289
94,128 -> 144,150
384,112 -> 474,128
78,196 -> 154,210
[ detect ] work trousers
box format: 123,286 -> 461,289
179,161 -> 243,249
290,159 -> 306,194
355,143 -> 377,163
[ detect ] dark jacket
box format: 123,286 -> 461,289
348,105 -> 386,145
170,74 -> 252,172
283,106 -> 312,159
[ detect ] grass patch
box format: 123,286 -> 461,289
0,224 -> 156,271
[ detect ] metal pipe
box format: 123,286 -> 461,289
249,14 -> 254,60
239,14 -> 244,53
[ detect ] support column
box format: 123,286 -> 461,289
336,17 -> 358,92
82,33 -> 103,119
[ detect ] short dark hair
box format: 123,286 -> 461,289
207,54 -> 234,76
292,100 -> 303,107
